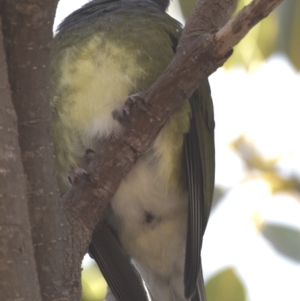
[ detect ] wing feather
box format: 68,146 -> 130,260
184,80 -> 215,300
89,224 -> 149,301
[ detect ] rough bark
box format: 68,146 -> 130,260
0,1 -> 83,300
0,17 -> 41,301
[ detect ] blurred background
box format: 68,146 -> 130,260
54,0 -> 300,300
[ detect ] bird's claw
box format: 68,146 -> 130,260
112,93 -> 149,123
68,149 -> 96,186
68,167 -> 88,185
83,148 -> 95,165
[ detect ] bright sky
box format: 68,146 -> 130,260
207,56 -> 300,301
55,2 -> 300,300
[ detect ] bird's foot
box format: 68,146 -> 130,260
67,167 -> 88,185
83,148 -> 95,165
112,92 -> 149,122
68,149 -> 96,185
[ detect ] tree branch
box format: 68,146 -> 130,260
1,1 -> 82,300
0,17 -> 42,301
214,0 -> 283,54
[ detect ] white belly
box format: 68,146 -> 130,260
109,157 -> 188,278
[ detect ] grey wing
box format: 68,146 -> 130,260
89,223 -> 149,301
184,79 -> 215,300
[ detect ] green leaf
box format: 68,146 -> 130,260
261,223 -> 300,262
206,267 -> 246,301
81,263 -> 107,301
178,0 -> 197,19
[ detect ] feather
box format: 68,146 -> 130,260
89,223 -> 149,301
184,81 -> 215,300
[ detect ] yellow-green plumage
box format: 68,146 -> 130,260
51,8 -> 190,194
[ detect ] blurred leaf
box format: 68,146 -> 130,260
232,136 -> 300,195
81,263 -> 107,301
261,172 -> 300,195
261,223 -> 300,263
206,267 -> 246,301
211,186 -> 228,211
178,0 -> 238,20
277,0 -> 300,70
231,136 -> 279,172
178,0 -> 197,19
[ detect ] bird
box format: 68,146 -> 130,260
50,0 -> 215,301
